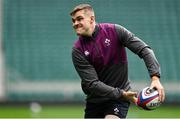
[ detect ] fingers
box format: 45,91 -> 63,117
162,89 -> 165,102
122,91 -> 137,97
132,97 -> 137,104
128,95 -> 137,104
127,91 -> 137,96
150,77 -> 165,103
150,85 -> 165,103
158,87 -> 165,103
158,88 -> 162,102
124,91 -> 138,104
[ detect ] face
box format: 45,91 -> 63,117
71,10 -> 94,36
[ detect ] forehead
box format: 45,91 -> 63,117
72,10 -> 85,18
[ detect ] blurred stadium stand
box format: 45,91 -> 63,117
1,0 -> 180,103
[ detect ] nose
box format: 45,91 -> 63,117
73,20 -> 78,28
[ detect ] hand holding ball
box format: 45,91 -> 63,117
137,87 -> 161,110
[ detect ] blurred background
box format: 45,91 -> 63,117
0,0 -> 180,118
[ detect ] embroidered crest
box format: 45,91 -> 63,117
84,50 -> 90,56
105,38 -> 111,46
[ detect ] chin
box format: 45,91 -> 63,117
75,30 -> 81,35
76,32 -> 85,36
76,33 -> 81,36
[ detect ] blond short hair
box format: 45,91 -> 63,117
70,4 -> 94,16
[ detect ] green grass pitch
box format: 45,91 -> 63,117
0,104 -> 179,118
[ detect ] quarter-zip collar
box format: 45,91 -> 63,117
75,23 -> 128,68
81,24 -> 99,40
92,24 -> 99,38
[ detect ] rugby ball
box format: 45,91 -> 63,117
137,87 -> 161,110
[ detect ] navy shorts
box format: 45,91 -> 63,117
84,100 -> 130,118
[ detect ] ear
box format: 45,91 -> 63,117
90,16 -> 95,23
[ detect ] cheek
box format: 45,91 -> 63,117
84,21 -> 91,27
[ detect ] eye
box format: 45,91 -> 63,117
76,17 -> 83,22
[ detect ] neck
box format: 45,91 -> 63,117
87,22 -> 96,37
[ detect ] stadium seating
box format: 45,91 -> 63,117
3,0 -> 180,103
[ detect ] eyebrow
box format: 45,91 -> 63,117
72,16 -> 83,22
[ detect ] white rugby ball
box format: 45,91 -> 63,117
137,87 -> 161,110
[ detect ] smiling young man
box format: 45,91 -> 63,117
70,4 -> 165,119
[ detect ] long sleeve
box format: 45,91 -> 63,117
72,47 -> 123,99
115,24 -> 161,78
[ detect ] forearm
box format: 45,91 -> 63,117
81,78 -> 123,99
140,47 -> 161,78
115,24 -> 161,78
72,47 -> 123,99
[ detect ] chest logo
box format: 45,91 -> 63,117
105,38 -> 111,46
84,50 -> 90,56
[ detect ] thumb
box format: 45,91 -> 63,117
150,81 -> 156,89
128,91 -> 138,96
133,97 -> 138,104
150,85 -> 155,90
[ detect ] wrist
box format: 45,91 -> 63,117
152,75 -> 160,81
122,90 -> 126,97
